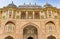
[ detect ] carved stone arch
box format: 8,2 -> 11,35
5,36 -> 14,39
46,21 -> 55,25
5,21 -> 15,25
5,21 -> 15,33
22,22 -> 39,30
47,35 -> 56,39
23,22 -> 38,39
45,21 -> 56,33
23,25 -> 38,34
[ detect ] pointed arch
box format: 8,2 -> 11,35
5,21 -> 15,33
22,23 -> 39,30
23,23 -> 38,39
5,21 -> 15,25
45,21 -> 56,33
5,36 -> 14,39
23,25 -> 38,34
47,35 -> 56,39
46,21 -> 55,25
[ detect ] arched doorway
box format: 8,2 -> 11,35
47,35 -> 56,39
28,37 -> 33,39
5,36 -> 13,39
23,25 -> 38,39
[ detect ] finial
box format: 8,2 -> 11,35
24,3 -> 25,5
12,1 -> 13,4
46,2 -> 48,5
45,2 -> 52,7
29,2 -> 31,5
35,2 -> 36,5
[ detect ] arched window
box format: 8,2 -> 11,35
5,36 -> 13,39
46,21 -> 55,33
47,35 -> 56,39
5,21 -> 15,33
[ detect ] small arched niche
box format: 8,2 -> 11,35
5,21 -> 15,33
45,21 -> 56,33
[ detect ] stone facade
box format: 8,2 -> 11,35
0,2 -> 60,39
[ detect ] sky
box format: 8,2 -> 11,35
0,0 -> 60,8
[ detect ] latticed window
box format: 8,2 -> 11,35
28,11 -> 33,19
46,21 -> 56,33
16,15 -> 20,19
40,15 -> 44,19
40,11 -> 45,19
9,10 -> 12,18
5,21 -> 15,33
34,12 -> 40,19
15,11 -> 20,19
47,10 -> 52,18
54,16 -> 57,19
2,16 -> 5,19
2,11 -> 7,19
21,11 -> 26,19
48,11 -> 51,18
53,12 -> 57,19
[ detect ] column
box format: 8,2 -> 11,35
26,11 -> 28,19
0,11 -> 1,19
33,11 -> 35,19
47,10 -> 49,18
12,10 -> 13,19
15,11 -> 17,19
8,10 -> 9,18
39,11 -> 41,19
20,29 -> 23,39
43,12 -> 45,18
51,11 -> 53,18
2,11 -> 4,19
19,11 -> 21,19
5,11 -> 7,19
8,10 -> 12,19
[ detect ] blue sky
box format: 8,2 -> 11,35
0,0 -> 60,8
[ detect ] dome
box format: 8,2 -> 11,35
44,2 -> 53,7
7,1 -> 17,8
